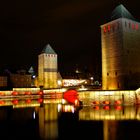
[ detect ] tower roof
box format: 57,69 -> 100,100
111,4 -> 135,20
42,44 -> 56,54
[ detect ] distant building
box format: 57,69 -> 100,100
0,76 -> 7,88
38,44 -> 58,88
10,70 -> 32,88
101,4 -> 140,90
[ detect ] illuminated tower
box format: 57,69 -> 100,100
101,4 -> 140,90
38,44 -> 58,88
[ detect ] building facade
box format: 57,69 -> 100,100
101,4 -> 140,90
38,44 -> 58,88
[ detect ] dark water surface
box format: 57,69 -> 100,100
0,103 -> 140,140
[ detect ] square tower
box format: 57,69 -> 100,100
38,44 -> 58,88
101,4 -> 140,90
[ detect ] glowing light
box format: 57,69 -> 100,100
24,91 -> 31,95
38,98 -> 43,103
12,100 -> 18,105
57,104 -> 62,112
12,91 -> 18,96
114,106 -> 122,110
33,111 -> 36,119
93,106 -> 100,110
103,26 -> 107,33
103,106 -> 110,110
26,99 -> 31,104
0,100 -> 5,104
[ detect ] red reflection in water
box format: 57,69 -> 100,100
38,91 -> 43,95
115,106 -> 122,110
38,98 -> 43,103
103,106 -> 110,110
26,99 -> 32,104
114,100 -> 122,105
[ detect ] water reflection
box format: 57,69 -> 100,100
0,98 -> 140,140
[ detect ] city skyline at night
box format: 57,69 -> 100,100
0,1 -> 140,79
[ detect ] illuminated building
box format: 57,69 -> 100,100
101,4 -> 140,90
38,44 -> 58,88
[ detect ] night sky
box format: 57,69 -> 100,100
0,0 -> 140,77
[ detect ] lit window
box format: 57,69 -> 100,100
132,23 -> 135,29
103,26 -> 107,33
108,25 -> 111,32
135,24 -> 138,30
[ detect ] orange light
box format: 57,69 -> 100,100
0,100 -> 5,104
103,101 -> 110,105
0,92 -> 5,96
92,101 -> 100,105
93,106 -> 100,110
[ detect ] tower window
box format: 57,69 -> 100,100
132,23 -> 135,29
103,26 -> 107,33
115,72 -> 117,76
108,25 -> 111,32
107,73 -> 109,76
135,24 -> 139,30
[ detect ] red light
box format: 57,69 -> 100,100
63,90 -> 78,105
25,91 -> 31,95
12,100 -> 18,105
103,26 -> 107,33
115,106 -> 122,110
38,91 -> 43,95
135,24 -> 138,30
114,100 -> 121,105
12,91 -> 18,96
132,23 -> 135,29
108,25 -> 111,32
38,98 -> 43,103
103,106 -> 110,110
26,99 -> 31,104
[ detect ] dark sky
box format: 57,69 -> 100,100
0,0 -> 140,76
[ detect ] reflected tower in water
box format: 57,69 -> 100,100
38,104 -> 59,140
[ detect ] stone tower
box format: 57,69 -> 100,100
101,4 -> 140,90
38,44 -> 58,88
